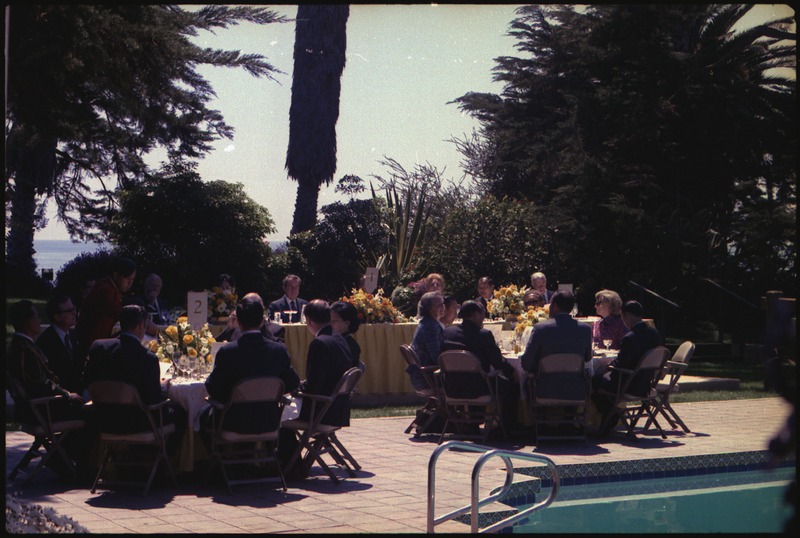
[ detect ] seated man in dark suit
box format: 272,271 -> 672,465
216,292 -> 285,343
7,300 -> 91,477
83,305 -> 186,454
36,294 -> 83,394
202,294 -> 300,438
520,290 -> 592,378
297,299 -> 353,427
267,274 -> 308,324
441,300 -> 519,431
591,300 -> 663,435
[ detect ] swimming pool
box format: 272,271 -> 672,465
504,466 -> 794,533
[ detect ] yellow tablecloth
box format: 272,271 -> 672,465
281,323 -> 419,395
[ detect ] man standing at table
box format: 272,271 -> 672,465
75,256 -> 137,367
203,294 -> 300,438
591,300 -> 662,435
268,274 -> 308,324
520,290 -> 592,378
84,305 -> 186,455
440,300 -> 520,432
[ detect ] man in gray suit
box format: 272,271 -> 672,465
520,290 -> 592,376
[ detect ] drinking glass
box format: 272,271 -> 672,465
603,339 -> 612,350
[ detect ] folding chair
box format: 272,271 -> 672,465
597,346 -> 671,439
7,376 -> 85,484
88,381 -> 178,496
527,353 -> 590,443
283,367 -> 363,484
206,377 -> 288,493
435,350 -> 506,444
399,344 -> 445,437
645,341 -> 695,433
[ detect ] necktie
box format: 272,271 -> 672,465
290,302 -> 296,320
64,334 -> 73,358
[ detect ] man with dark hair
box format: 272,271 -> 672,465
83,304 -> 185,451
591,300 -> 663,434
75,256 -> 137,364
297,299 -> 353,426
268,274 -> 308,324
475,276 -> 494,318
441,300 -> 520,431
36,294 -> 82,394
520,290 -> 592,375
203,295 -> 300,441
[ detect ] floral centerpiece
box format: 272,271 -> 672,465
487,284 -> 529,322
515,305 -> 550,335
150,316 -> 216,377
340,288 -> 406,324
208,286 -> 238,321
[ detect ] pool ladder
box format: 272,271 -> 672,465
427,441 -> 560,533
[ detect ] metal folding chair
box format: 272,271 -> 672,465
527,353 -> 590,443
7,376 -> 85,484
597,346 -> 671,439
88,381 -> 178,496
206,376 -> 288,493
282,367 -> 363,483
436,350 -> 506,444
400,344 -> 445,437
645,341 -> 695,433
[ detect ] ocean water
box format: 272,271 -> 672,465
33,239 -> 109,272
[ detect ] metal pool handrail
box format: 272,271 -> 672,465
427,441 -> 560,533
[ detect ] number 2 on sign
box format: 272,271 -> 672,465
187,291 -> 208,329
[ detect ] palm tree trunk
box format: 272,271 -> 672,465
291,180 -> 321,235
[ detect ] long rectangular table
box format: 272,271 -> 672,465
210,322 -> 420,396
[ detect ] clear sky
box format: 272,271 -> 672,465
34,4 -> 794,244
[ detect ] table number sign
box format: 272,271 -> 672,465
364,267 -> 379,293
187,291 -> 208,330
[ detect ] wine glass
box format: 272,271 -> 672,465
603,339 -> 612,351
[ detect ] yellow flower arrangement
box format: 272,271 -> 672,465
487,284 -> 529,321
150,316 -> 216,376
339,288 -> 406,324
515,304 -> 550,334
208,286 -> 238,319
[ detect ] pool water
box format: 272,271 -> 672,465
508,467 -> 794,533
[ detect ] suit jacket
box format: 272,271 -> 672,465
83,333 -> 166,432
344,333 -> 362,369
475,296 -> 491,318
299,325 -> 353,426
267,296 -> 308,324
520,313 -> 592,375
36,325 -> 83,393
75,276 -> 123,358
441,319 -> 515,398
608,321 -> 663,396
6,333 -> 76,423
205,332 -> 300,433
142,298 -> 169,325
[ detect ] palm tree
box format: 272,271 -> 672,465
286,5 -> 350,235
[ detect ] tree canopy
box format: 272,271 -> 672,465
5,4 -> 287,285
452,4 -> 796,302
104,162 -> 276,304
